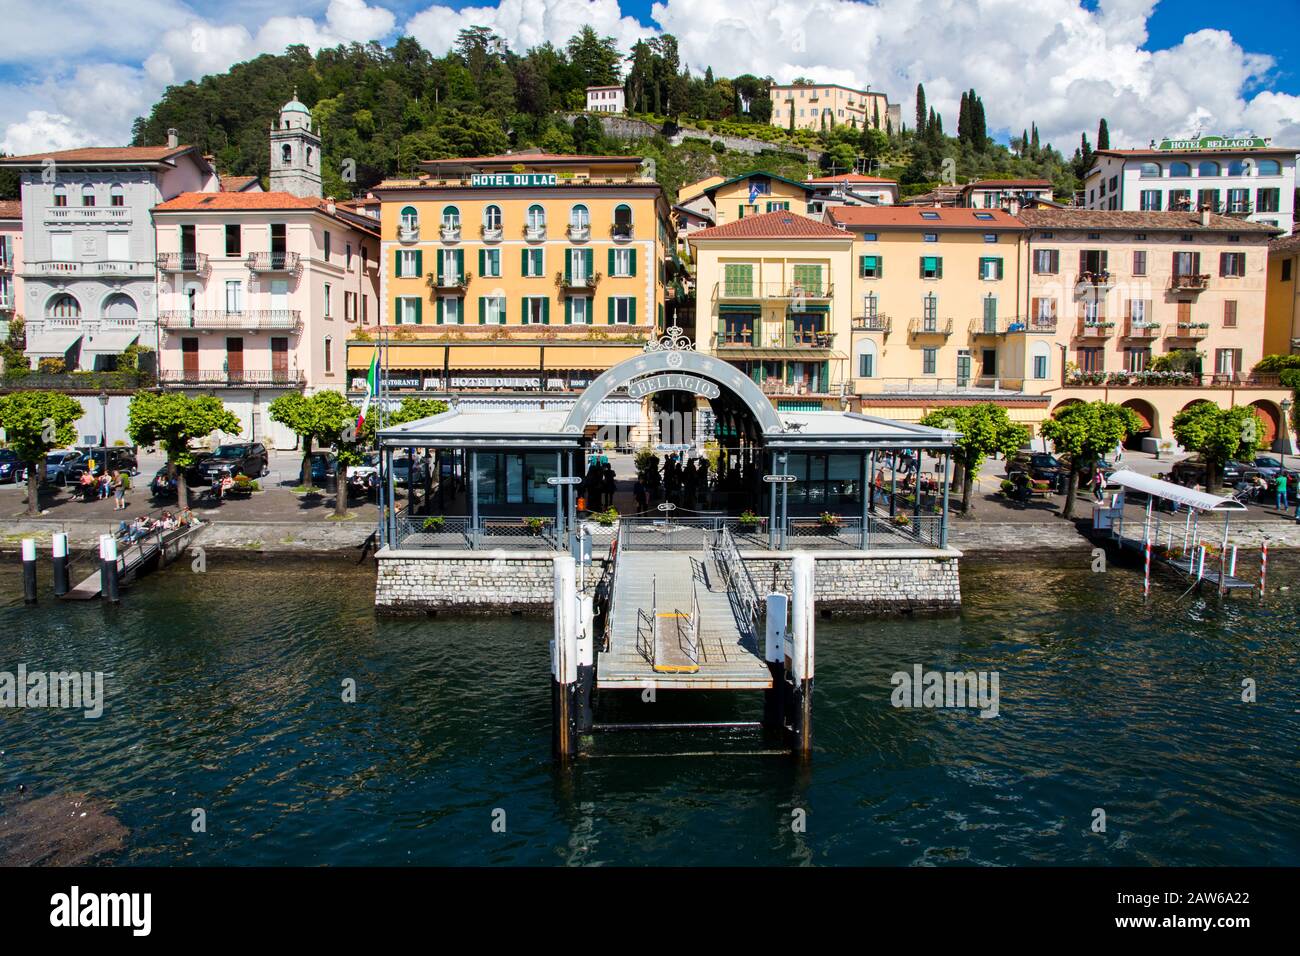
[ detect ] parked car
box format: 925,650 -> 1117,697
0,448 -> 26,484
1169,455 -> 1248,488
307,451 -> 338,486
76,445 -> 139,476
1009,452 -> 1064,489
386,455 -> 428,487
1249,456 -> 1299,491
150,456 -> 213,498
347,452 -> 381,490
43,450 -> 89,486
197,442 -> 269,482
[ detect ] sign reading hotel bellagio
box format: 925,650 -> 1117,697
470,173 -> 559,187
1155,135 -> 1271,151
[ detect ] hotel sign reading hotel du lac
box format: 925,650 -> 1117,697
470,173 -> 559,187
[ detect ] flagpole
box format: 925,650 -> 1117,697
376,326 -> 387,548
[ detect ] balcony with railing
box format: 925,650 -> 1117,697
27,259 -> 150,277
43,206 -> 131,225
430,271 -> 473,294
1023,314 -> 1058,334
715,281 -> 834,301
908,317 -> 953,337
1122,318 -> 1161,339
1165,322 -> 1209,340
398,223 -> 420,243
524,223 -> 547,241
1074,316 -> 1115,338
757,379 -> 847,398
158,309 -> 302,331
480,224 -> 503,242
555,271 -> 600,292
245,251 -> 300,273
156,252 -> 209,273
567,222 -> 591,240
439,222 -> 461,241
1074,270 -> 1114,294
860,376 -> 1027,396
610,223 -> 634,241
159,368 -> 305,387
969,317 -> 1015,337
713,328 -> 837,350
852,314 -> 892,333
1169,273 -> 1210,293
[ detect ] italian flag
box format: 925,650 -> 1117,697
357,348 -> 379,431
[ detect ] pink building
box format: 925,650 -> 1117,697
0,200 -> 21,349
151,192 -> 379,448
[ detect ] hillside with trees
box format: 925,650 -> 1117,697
121,28 -> 1092,204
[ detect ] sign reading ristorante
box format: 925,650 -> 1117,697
470,173 -> 558,187
1155,135 -> 1272,151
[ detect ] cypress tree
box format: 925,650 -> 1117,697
915,83 -> 926,134
958,92 -> 969,143
1097,117 -> 1110,150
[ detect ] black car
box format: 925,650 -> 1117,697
0,448 -> 26,484
1169,455 -> 1248,488
307,451 -> 338,487
1008,452 -> 1065,491
150,456 -> 213,498
197,443 -> 269,482
76,445 -> 139,476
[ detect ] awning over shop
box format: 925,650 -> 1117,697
30,329 -> 83,357
81,329 -> 139,356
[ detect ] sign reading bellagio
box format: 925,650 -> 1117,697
471,173 -> 558,187
626,373 -> 721,400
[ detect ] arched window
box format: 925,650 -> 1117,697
1228,160 -> 1251,176
483,204 -> 502,232
855,337 -> 878,378
527,204 -> 546,229
613,203 -> 633,238
1258,159 -> 1281,176
305,146 -> 313,168
1197,161 -> 1220,177
400,206 -> 419,230
46,293 -> 81,319
1170,161 -> 1191,177
53,185 -> 67,207
102,292 -> 138,320
110,184 -> 125,207
441,205 -> 460,229
570,203 -> 589,227
1139,162 -> 1161,178
281,144 -> 292,166
81,185 -> 95,207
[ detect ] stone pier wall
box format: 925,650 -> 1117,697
375,546 -> 962,615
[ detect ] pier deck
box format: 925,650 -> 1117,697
599,550 -> 770,690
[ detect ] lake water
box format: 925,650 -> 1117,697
1,553 -> 1297,866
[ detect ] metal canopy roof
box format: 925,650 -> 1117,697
1105,469 -> 1247,512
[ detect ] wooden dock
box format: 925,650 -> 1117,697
61,524 -> 205,601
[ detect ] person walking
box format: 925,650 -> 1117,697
111,469 -> 126,510
1275,471 -> 1289,512
1092,467 -> 1107,503
633,477 -> 647,513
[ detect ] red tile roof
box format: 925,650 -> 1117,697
806,173 -> 897,185
827,206 -> 1025,230
0,200 -> 20,220
964,179 -> 1052,189
689,210 -> 851,241
1270,232 -> 1300,255
152,191 -> 380,234
1017,207 -> 1279,234
219,175 -> 261,192
0,145 -> 197,165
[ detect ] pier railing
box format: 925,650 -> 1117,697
714,526 -> 763,634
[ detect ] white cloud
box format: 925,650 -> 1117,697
2,0 -> 1298,157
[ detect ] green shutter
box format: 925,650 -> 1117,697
564,249 -> 572,284
859,255 -> 868,276
607,297 -> 615,324
542,297 -> 550,325
629,297 -> 636,324
436,298 -> 444,324
521,248 -> 529,276
414,298 -> 422,324
658,303 -> 664,327
936,257 -> 943,279
876,256 -> 883,278
522,299 -> 529,324
413,250 -> 422,276
394,252 -> 401,278
629,249 -> 637,277
436,253 -> 443,285
478,296 -> 486,324
478,249 -> 485,275
455,249 -> 464,280
565,297 -> 572,324
738,205 -> 745,219
996,258 -> 1004,280
584,248 -> 594,276
920,257 -> 927,278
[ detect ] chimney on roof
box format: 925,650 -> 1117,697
167,128 -> 178,149
1200,209 -> 1210,227
326,197 -> 336,215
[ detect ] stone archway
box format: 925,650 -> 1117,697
562,335 -> 785,435
1249,400 -> 1280,447
1120,397 -> 1158,450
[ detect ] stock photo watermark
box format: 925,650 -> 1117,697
0,666 -> 109,718
890,665 -> 1000,718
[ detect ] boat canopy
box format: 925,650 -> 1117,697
1105,469 -> 1247,512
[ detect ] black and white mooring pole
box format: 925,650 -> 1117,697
789,553 -> 815,760
551,555 -> 579,761
52,532 -> 69,597
99,534 -> 120,603
764,591 -> 788,734
575,591 -> 595,736
21,538 -> 37,604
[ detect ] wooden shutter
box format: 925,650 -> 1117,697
394,252 -> 402,278
436,253 -> 444,286
584,248 -> 594,276
413,250 -> 422,276
413,298 -> 422,324
478,249 -> 485,274
629,249 -> 637,277
542,297 -> 550,325
629,297 -> 636,324
455,249 -> 464,279
478,297 -> 486,324
522,248 -> 529,276
607,297 -> 615,324
565,297 -> 572,324
608,248 -> 615,274
436,299 -> 444,324
564,249 -> 571,284
1080,250 -> 1089,274
935,257 -> 943,279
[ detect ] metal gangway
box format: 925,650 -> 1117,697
598,519 -> 771,690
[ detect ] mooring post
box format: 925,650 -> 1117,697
1259,540 -> 1268,598
575,592 -> 595,735
789,553 -> 815,760
51,532 -> 69,596
764,592 -> 788,733
551,555 -> 579,761
100,534 -> 120,603
21,538 -> 37,604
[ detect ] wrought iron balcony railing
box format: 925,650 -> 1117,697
158,309 -> 302,331
245,251 -> 301,273
156,252 -> 209,273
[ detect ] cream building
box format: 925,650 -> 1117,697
769,83 -> 894,131
688,209 -> 854,411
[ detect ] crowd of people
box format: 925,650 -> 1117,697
631,451 -> 712,512
78,466 -> 130,509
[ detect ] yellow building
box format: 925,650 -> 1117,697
1264,232 -> 1300,356
688,210 -> 855,410
769,83 -> 890,131
826,206 -> 1035,420
706,172 -> 812,227
359,151 -> 671,400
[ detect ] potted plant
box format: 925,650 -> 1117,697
818,512 -> 841,534
524,516 -> 546,536
737,509 -> 761,531
422,515 -> 445,532
893,513 -> 912,528
592,507 -> 618,527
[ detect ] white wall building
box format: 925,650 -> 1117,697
586,85 -> 625,114
0,134 -> 218,370
1084,137 -> 1296,235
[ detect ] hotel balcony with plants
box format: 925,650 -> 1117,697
1122,316 -> 1162,339
1165,321 -> 1210,341
1169,272 -> 1210,293
159,367 -> 306,387
714,278 -> 834,302
1074,313 -> 1115,338
555,270 -> 601,292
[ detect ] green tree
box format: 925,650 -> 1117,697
914,83 -> 926,134
300,390 -> 363,517
0,390 -> 83,516
268,392 -> 338,491
126,390 -> 241,506
1097,117 -> 1110,151
1039,401 -> 1142,518
1171,402 -> 1266,492
919,403 -> 1029,515
566,26 -> 621,88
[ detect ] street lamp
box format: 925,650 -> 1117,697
97,390 -> 109,450
1281,397 -> 1294,471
